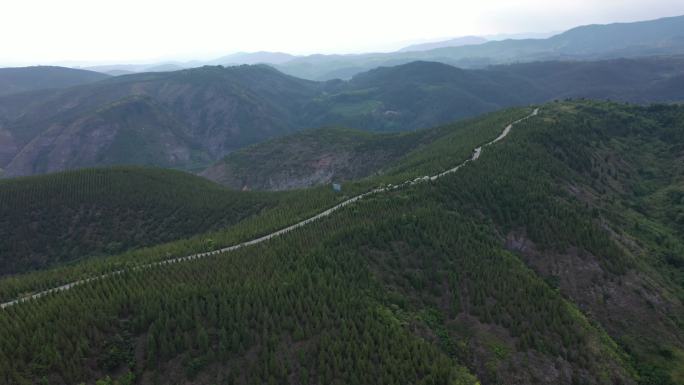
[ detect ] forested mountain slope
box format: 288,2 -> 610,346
0,65 -> 320,176
202,107 -> 523,190
0,66 -> 109,96
0,107 -> 524,279
201,127 -> 432,190
3,57 -> 684,177
1,101 -> 683,384
204,58 -> 684,191
0,167 -> 277,275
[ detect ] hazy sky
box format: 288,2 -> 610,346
2,0 -> 684,65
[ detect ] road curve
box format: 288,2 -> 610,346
1,108 -> 539,309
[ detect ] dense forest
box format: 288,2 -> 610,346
0,166 -> 372,276
0,107 -> 522,298
1,101 -> 683,384
0,167 -> 276,275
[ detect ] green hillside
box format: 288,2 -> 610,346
201,127 -> 431,190
1,101 -> 683,384
0,65 -> 320,176
203,105 -> 526,190
202,57 -> 684,191
0,166 -> 277,275
0,108 -> 521,305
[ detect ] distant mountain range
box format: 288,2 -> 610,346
275,14 -> 684,80
398,36 -> 488,52
207,51 -> 296,65
483,31 -> 558,40
0,65 -> 320,176
2,55 -> 684,178
397,32 -> 558,54
201,56 -> 684,191
81,52 -> 297,76
0,66 -> 109,96
83,63 -> 187,76
62,15 -> 684,81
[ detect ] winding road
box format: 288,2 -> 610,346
1,108 -> 539,309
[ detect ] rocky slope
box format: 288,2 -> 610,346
201,127 -> 431,190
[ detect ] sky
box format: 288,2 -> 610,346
1,0 -> 684,66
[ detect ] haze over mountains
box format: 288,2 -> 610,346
275,14 -> 684,80
79,53 -> 298,77
28,14 -> 680,82
0,66 -> 109,96
398,36 -> 489,52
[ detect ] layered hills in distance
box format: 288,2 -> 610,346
2,56 -> 684,178
69,15 -> 684,81
275,14 -> 684,80
398,36 -> 489,52
0,66 -> 109,96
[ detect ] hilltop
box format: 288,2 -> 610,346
0,65 -> 319,176
62,14 -> 684,80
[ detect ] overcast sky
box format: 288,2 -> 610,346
2,0 -> 683,65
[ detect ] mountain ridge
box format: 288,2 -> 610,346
201,57 -> 684,190
275,14 -> 684,80
54,14 -> 684,80
398,36 -> 488,52
3,56 -> 684,178
0,66 -> 109,96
